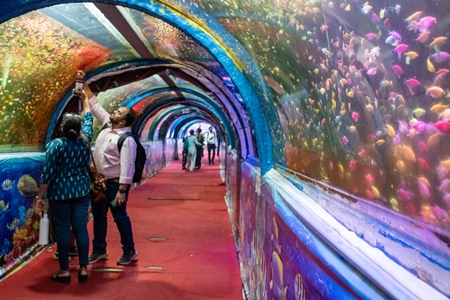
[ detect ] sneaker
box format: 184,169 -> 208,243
117,252 -> 138,265
88,252 -> 108,264
53,251 -> 72,262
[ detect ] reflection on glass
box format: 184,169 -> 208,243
222,0 -> 450,231
0,11 -> 110,150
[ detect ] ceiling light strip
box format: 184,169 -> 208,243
84,3 -> 141,59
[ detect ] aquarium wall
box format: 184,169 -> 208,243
0,0 -> 450,297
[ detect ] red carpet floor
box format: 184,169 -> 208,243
0,160 -> 243,299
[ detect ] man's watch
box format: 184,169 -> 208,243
118,189 -> 126,194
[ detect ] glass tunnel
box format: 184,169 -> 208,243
0,0 -> 449,298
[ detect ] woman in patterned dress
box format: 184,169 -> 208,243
36,72 -> 93,284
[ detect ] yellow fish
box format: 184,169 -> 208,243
349,125 -> 356,132
371,186 -> 381,199
406,11 -> 422,23
402,145 -> 416,161
418,177 -> 430,186
441,158 -> 450,170
405,51 -> 419,59
387,124 -> 396,136
427,57 -> 435,72
376,139 -> 385,146
345,4 -> 351,11
347,89 -> 355,97
413,108 -> 426,117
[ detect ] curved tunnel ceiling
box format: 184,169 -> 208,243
0,0 -> 279,174
3,0 -> 450,233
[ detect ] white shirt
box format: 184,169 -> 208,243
206,131 -> 216,144
89,96 -> 136,184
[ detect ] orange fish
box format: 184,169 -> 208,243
430,103 -> 448,113
429,37 -> 447,48
417,31 -> 431,43
427,86 -> 446,98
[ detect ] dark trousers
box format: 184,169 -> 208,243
207,144 -> 216,163
91,181 -> 135,254
195,145 -> 203,167
49,194 -> 90,270
182,150 -> 187,169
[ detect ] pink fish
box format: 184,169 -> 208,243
349,160 -> 356,170
431,52 -> 450,63
434,120 -> 450,134
389,30 -> 402,41
367,67 -> 377,75
394,44 -> 409,53
365,189 -> 374,199
418,141 -> 428,152
352,111 -> 359,122
416,17 -> 437,32
418,181 -> 430,198
398,120 -> 410,134
436,68 -> 449,75
397,188 -> 411,202
392,65 -> 404,75
372,13 -> 380,23
405,78 -> 421,87
320,25 -> 328,31
365,174 -> 374,184
412,121 -> 427,133
365,33 -> 377,40
342,136 -> 349,145
417,158 -> 429,170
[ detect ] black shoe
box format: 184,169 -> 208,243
117,251 -> 138,265
182,167 -> 186,170
78,271 -> 88,284
89,251 -> 108,264
212,161 -> 214,164
50,273 -> 71,284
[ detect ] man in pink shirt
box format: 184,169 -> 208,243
79,71 -> 138,266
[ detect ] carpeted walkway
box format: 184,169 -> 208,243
0,160 -> 243,299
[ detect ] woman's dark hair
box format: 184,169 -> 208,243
61,113 -> 82,140
190,129 -> 195,135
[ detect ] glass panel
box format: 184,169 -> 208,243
127,10 -> 216,63
0,10 -> 111,150
217,0 -> 450,231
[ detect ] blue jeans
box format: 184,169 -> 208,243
49,194 -> 90,270
91,181 -> 135,254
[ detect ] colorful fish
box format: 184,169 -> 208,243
434,120 -> 450,134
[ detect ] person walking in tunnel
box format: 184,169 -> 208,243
195,128 -> 204,169
78,71 -> 138,266
35,81 -> 93,284
186,129 -> 202,171
181,136 -> 188,170
206,126 -> 216,165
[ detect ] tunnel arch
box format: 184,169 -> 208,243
46,59 -> 254,159
1,0 -> 283,174
130,91 -> 238,151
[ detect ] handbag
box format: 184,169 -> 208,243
82,135 -> 106,202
